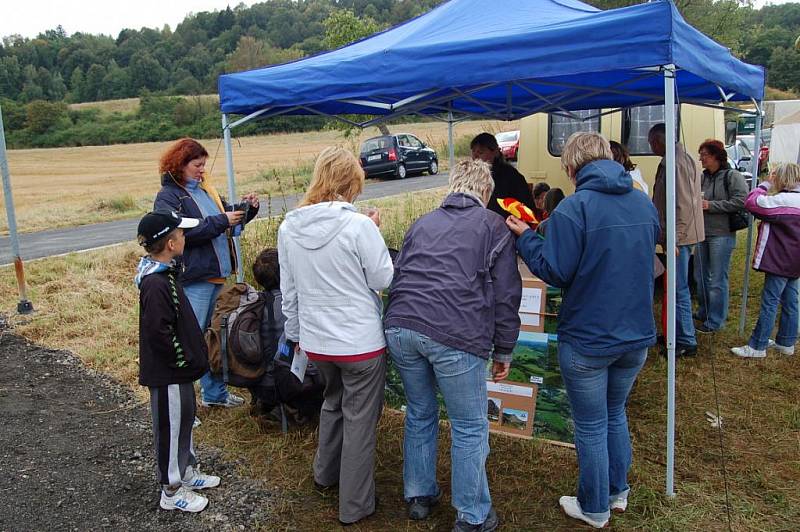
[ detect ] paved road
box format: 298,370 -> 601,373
0,173 -> 448,265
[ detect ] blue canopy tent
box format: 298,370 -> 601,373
217,0 -> 765,496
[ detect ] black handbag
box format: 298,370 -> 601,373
722,169 -> 749,232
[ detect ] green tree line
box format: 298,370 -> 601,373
1,0 -> 798,148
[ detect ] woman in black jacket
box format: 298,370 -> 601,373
154,138 -> 259,408
470,132 -> 536,219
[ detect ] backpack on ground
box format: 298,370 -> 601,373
205,283 -> 271,388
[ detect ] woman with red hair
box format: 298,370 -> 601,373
155,138 -> 260,408
695,139 -> 747,332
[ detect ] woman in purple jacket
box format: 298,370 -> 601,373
732,162 -> 800,358
384,159 -> 522,532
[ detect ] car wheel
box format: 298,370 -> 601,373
428,160 -> 439,175
396,163 -> 407,179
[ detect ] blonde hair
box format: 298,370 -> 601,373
448,159 -> 494,204
771,162 -> 800,191
561,131 -> 613,174
299,146 -> 364,207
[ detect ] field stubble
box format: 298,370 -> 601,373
0,194 -> 797,530
1,119 -> 515,235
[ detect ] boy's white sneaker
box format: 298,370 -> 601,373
182,466 -> 220,490
559,496 -> 609,529
768,339 -> 795,356
200,392 -> 245,408
610,496 -> 628,513
731,345 -> 766,358
160,486 -> 208,512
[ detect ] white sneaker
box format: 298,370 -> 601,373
768,339 -> 795,356
193,416 -> 202,428
200,392 -> 245,408
160,486 -> 208,512
182,466 -> 221,490
610,497 -> 628,513
731,345 -> 766,358
559,496 -> 609,529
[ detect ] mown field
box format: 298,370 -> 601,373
0,119 -> 517,235
1,187 -> 798,531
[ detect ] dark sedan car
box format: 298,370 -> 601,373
359,133 -> 438,179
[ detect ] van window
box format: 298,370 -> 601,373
548,111 -> 601,156
622,105 -> 681,155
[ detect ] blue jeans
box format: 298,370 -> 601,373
385,326 -> 491,526
749,274 -> 799,351
182,281 -> 228,403
558,342 -> 647,521
676,245 -> 697,346
694,235 -> 736,330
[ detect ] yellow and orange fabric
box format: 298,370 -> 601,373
497,197 -> 539,226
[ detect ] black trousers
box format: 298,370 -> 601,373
149,382 -> 197,488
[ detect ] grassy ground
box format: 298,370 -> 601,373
0,192 -> 797,530
0,119 -> 515,235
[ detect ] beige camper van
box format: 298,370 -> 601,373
517,104 -> 724,193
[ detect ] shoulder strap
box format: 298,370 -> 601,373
722,169 -> 733,198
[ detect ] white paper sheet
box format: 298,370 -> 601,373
291,349 -> 308,382
519,287 -> 543,314
520,313 -> 540,327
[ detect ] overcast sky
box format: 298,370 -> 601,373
1,1 -> 259,40
1,0 -> 797,40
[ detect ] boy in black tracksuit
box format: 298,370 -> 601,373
136,210 -> 221,513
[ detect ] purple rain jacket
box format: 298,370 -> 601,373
746,182 -> 800,279
384,192 -> 522,362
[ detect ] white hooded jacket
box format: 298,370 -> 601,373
278,201 -> 394,356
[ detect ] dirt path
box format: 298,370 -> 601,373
0,326 -> 275,531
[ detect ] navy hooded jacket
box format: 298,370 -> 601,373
516,159 -> 660,357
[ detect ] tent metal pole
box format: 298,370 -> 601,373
664,65 -> 677,498
448,110 -> 455,172
0,104 -> 33,314
222,113 -> 244,283
738,104 -> 763,334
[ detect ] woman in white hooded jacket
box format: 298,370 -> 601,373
278,146 -> 393,526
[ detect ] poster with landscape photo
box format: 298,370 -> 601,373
506,331 -> 574,444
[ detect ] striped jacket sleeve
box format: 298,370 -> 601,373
745,182 -> 800,224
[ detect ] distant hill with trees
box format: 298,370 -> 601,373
1,0 -> 797,148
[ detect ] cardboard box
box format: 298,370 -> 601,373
487,380 -> 538,438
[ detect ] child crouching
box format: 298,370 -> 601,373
136,209 -> 221,512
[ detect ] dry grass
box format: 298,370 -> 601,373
0,119 -> 515,235
1,196 -> 797,530
67,97 -> 144,114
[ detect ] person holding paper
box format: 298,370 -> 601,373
385,159 -> 522,531
278,146 -> 393,526
506,132 -> 659,529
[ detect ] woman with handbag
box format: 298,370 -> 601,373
695,139 -> 748,333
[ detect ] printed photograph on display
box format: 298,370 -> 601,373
506,331 -> 574,444
488,397 -> 502,423
502,408 -> 529,430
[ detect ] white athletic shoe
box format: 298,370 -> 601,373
193,416 -> 202,428
609,496 -> 628,513
768,339 -> 795,356
160,486 -> 208,512
559,496 -> 609,528
731,345 -> 766,358
200,392 -> 245,408
182,466 -> 221,490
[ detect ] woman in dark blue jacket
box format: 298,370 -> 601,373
154,138 -> 259,408
507,132 -> 659,529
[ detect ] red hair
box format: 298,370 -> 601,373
159,138 -> 209,183
698,139 -> 728,168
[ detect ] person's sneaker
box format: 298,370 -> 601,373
695,324 -> 716,334
768,339 -> 795,356
193,416 -> 202,428
609,496 -> 628,513
160,486 -> 208,512
661,344 -> 697,358
200,392 -> 245,408
559,496 -> 609,529
182,466 -> 220,490
452,507 -> 499,532
407,489 -> 442,520
731,345 -> 766,358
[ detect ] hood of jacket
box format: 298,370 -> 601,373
281,201 -> 356,250
575,160 -> 633,195
135,256 -> 173,288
